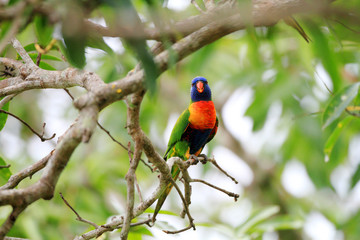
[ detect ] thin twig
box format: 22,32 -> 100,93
162,158 -> 195,231
165,177 -> 196,232
4,237 -> 30,240
128,141 -> 144,203
36,53 -> 42,66
134,175 -> 144,203
207,157 -> 238,184
191,0 -> 205,13
97,121 -> 129,150
75,216 -> 152,240
172,157 -> 193,219
333,19 -> 360,34
0,152 -> 52,190
130,218 -> 152,227
11,38 -> 35,66
163,225 -> 193,234
0,109 -> 56,141
314,69 -> 333,95
63,88 -> 154,172
59,192 -> 99,229
0,94 -> 17,109
0,164 -> 11,169
97,121 -> 154,172
63,88 -> 75,100
180,173 -> 192,218
346,108 -> 360,118
191,178 -> 239,201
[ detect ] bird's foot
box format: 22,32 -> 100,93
198,154 -> 209,164
189,154 -> 199,165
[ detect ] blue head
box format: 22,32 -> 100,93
190,76 -> 212,102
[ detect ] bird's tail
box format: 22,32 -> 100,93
152,165 -> 180,221
283,16 -> 311,43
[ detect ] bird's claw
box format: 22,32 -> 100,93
198,154 -> 208,164
189,154 -> 199,165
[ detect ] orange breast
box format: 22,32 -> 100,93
188,101 -> 216,130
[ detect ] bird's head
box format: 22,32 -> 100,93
190,76 -> 212,102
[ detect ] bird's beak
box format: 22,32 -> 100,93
196,81 -> 204,93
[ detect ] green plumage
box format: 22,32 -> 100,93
153,110 -> 190,220
163,109 -> 191,160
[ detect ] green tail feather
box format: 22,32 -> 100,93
153,165 -> 180,221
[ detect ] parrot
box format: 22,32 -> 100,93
153,76 -> 218,221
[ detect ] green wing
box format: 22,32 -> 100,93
163,108 -> 190,159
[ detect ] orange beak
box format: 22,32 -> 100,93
196,81 -> 204,93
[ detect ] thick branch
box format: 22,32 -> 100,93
0,58 -> 105,97
0,106 -> 99,237
0,206 -> 26,237
121,91 -> 145,240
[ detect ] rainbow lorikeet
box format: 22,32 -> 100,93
153,76 -> 218,220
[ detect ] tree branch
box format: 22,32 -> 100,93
0,94 -> 17,109
121,91 -> 145,240
11,38 -> 35,67
0,206 -> 26,237
0,152 -> 52,190
0,109 -> 56,141
0,105 -> 99,238
59,192 -> 99,229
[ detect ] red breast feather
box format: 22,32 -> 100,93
188,101 -> 216,130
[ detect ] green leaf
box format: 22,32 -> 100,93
322,82 -> 360,129
0,99 -> 9,132
0,22 -> 11,56
351,163 -> 360,189
144,208 -> 178,216
107,0 -> 159,94
0,156 -> 12,185
62,34 -> 86,69
324,116 -> 352,162
24,43 -> 36,52
34,15 -> 54,46
60,4 -> 86,69
86,33 -> 114,56
38,61 -> 56,70
128,39 -> 159,95
28,53 -> 63,62
306,21 -> 342,92
237,206 -> 280,235
130,225 -> 153,236
252,215 -> 303,233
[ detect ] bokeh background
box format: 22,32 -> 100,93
1,0 -> 360,239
